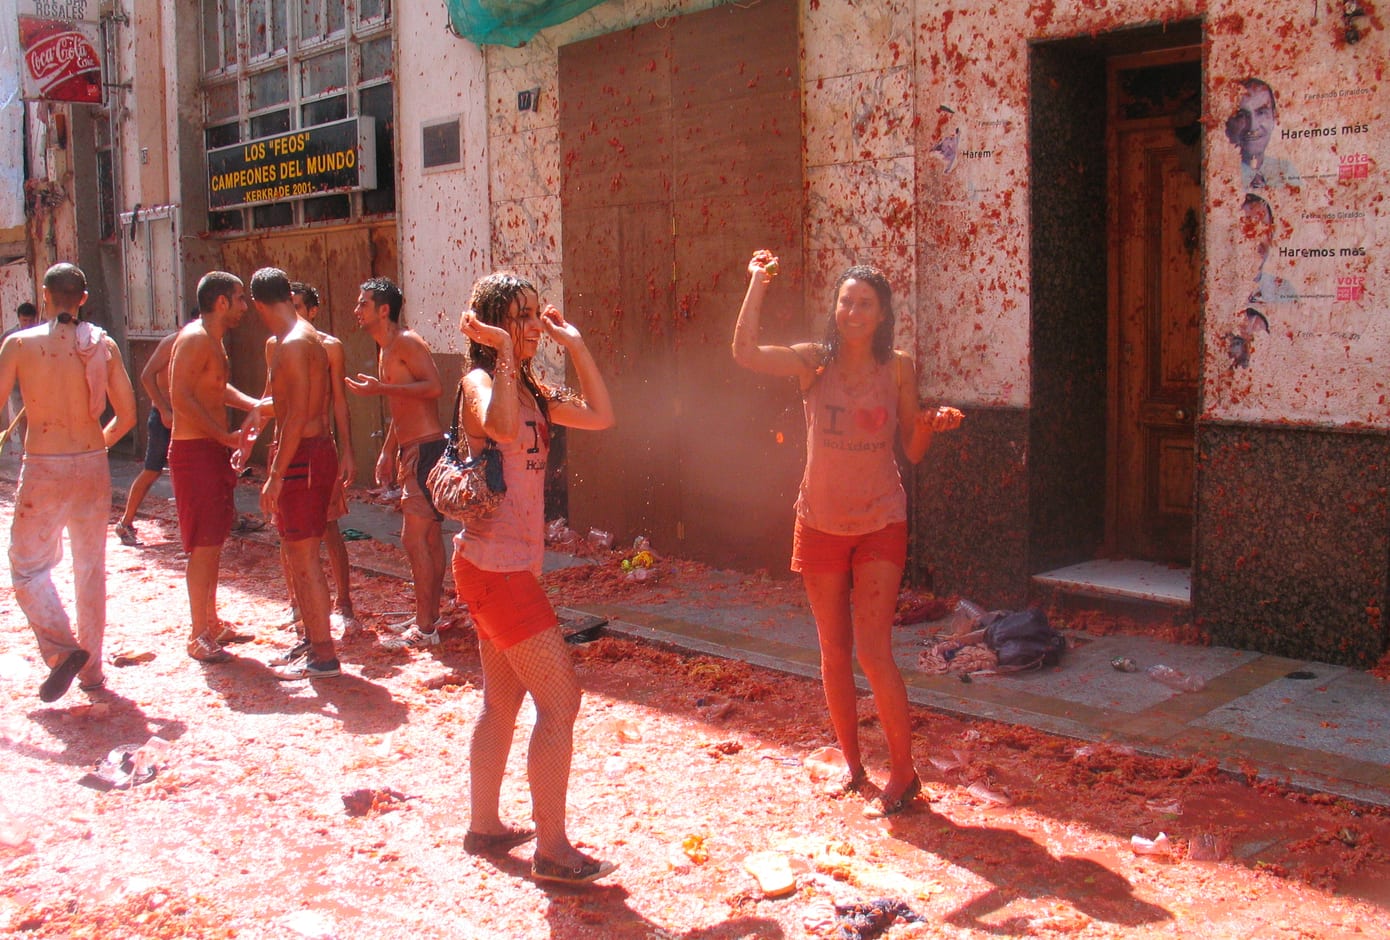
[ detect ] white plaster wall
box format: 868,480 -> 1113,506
0,259 -> 34,326
1203,1 -> 1388,427
394,1 -> 491,355
803,0 -> 918,370
0,0 -> 25,231
482,0 -> 1388,425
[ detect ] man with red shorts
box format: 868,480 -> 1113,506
251,268 -> 341,680
168,272 -> 264,664
271,282 -> 359,640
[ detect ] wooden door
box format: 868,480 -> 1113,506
1109,93 -> 1202,563
218,225 -> 394,484
561,0 -> 804,570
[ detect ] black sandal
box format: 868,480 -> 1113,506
863,775 -> 922,819
531,853 -> 619,885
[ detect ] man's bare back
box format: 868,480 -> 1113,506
268,322 -> 331,442
0,324 -> 132,455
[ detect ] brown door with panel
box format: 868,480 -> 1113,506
1108,52 -> 1203,564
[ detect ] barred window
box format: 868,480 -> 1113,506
200,0 -> 394,233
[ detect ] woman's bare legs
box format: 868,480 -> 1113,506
849,558 -> 916,798
803,570 -> 864,779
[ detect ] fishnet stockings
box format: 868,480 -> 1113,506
469,626 -> 582,859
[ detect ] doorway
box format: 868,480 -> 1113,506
1028,24 -> 1203,582
1107,49 -> 1203,564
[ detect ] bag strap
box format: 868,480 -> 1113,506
450,377 -> 500,458
449,378 -> 464,439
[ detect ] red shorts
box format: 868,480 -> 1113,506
452,556 -> 557,651
327,475 -> 347,522
276,436 -> 338,542
168,438 -> 238,552
791,520 -> 908,575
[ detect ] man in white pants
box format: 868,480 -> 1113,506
0,264 -> 136,701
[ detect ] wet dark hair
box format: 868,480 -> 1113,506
290,281 -> 319,309
250,267 -> 292,304
196,271 -> 242,314
360,276 -> 403,322
821,264 -> 895,366
43,263 -> 87,306
467,271 -> 579,424
17,302 -> 37,320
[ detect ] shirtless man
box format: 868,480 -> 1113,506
0,263 -> 136,701
169,271 -> 263,664
249,268 -> 341,679
2,302 -> 38,453
271,282 -> 359,642
114,308 -> 198,546
345,277 -> 446,650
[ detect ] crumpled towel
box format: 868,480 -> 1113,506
918,639 -> 998,675
74,322 -> 111,420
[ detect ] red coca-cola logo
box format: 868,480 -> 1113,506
21,19 -> 101,103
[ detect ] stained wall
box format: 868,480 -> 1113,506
440,0 -> 1388,659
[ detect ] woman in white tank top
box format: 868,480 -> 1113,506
732,251 -> 962,818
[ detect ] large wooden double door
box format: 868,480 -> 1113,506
559,0 -> 805,571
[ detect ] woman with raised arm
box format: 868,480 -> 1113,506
454,272 -> 618,884
732,252 -> 962,817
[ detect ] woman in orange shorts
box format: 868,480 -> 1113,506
453,273 -> 617,884
732,252 -> 963,818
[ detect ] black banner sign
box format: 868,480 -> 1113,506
207,117 -> 378,210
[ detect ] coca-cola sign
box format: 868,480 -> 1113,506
17,16 -> 103,104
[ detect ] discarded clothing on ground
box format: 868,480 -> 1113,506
919,606 -> 1067,675
835,898 -> 923,940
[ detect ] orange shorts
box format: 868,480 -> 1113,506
791,520 -> 908,575
452,556 -> 558,651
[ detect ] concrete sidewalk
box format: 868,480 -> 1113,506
6,450 -> 1389,808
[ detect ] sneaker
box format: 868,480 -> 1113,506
187,634 -> 233,664
114,523 -> 140,547
380,626 -> 440,651
268,639 -> 311,667
273,657 -> 341,681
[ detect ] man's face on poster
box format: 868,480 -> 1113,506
1225,84 -> 1276,166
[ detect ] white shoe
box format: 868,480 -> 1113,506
384,616 -> 416,635
380,625 -> 441,650
384,614 -> 448,635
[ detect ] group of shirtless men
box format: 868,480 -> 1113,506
0,262 -> 453,702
